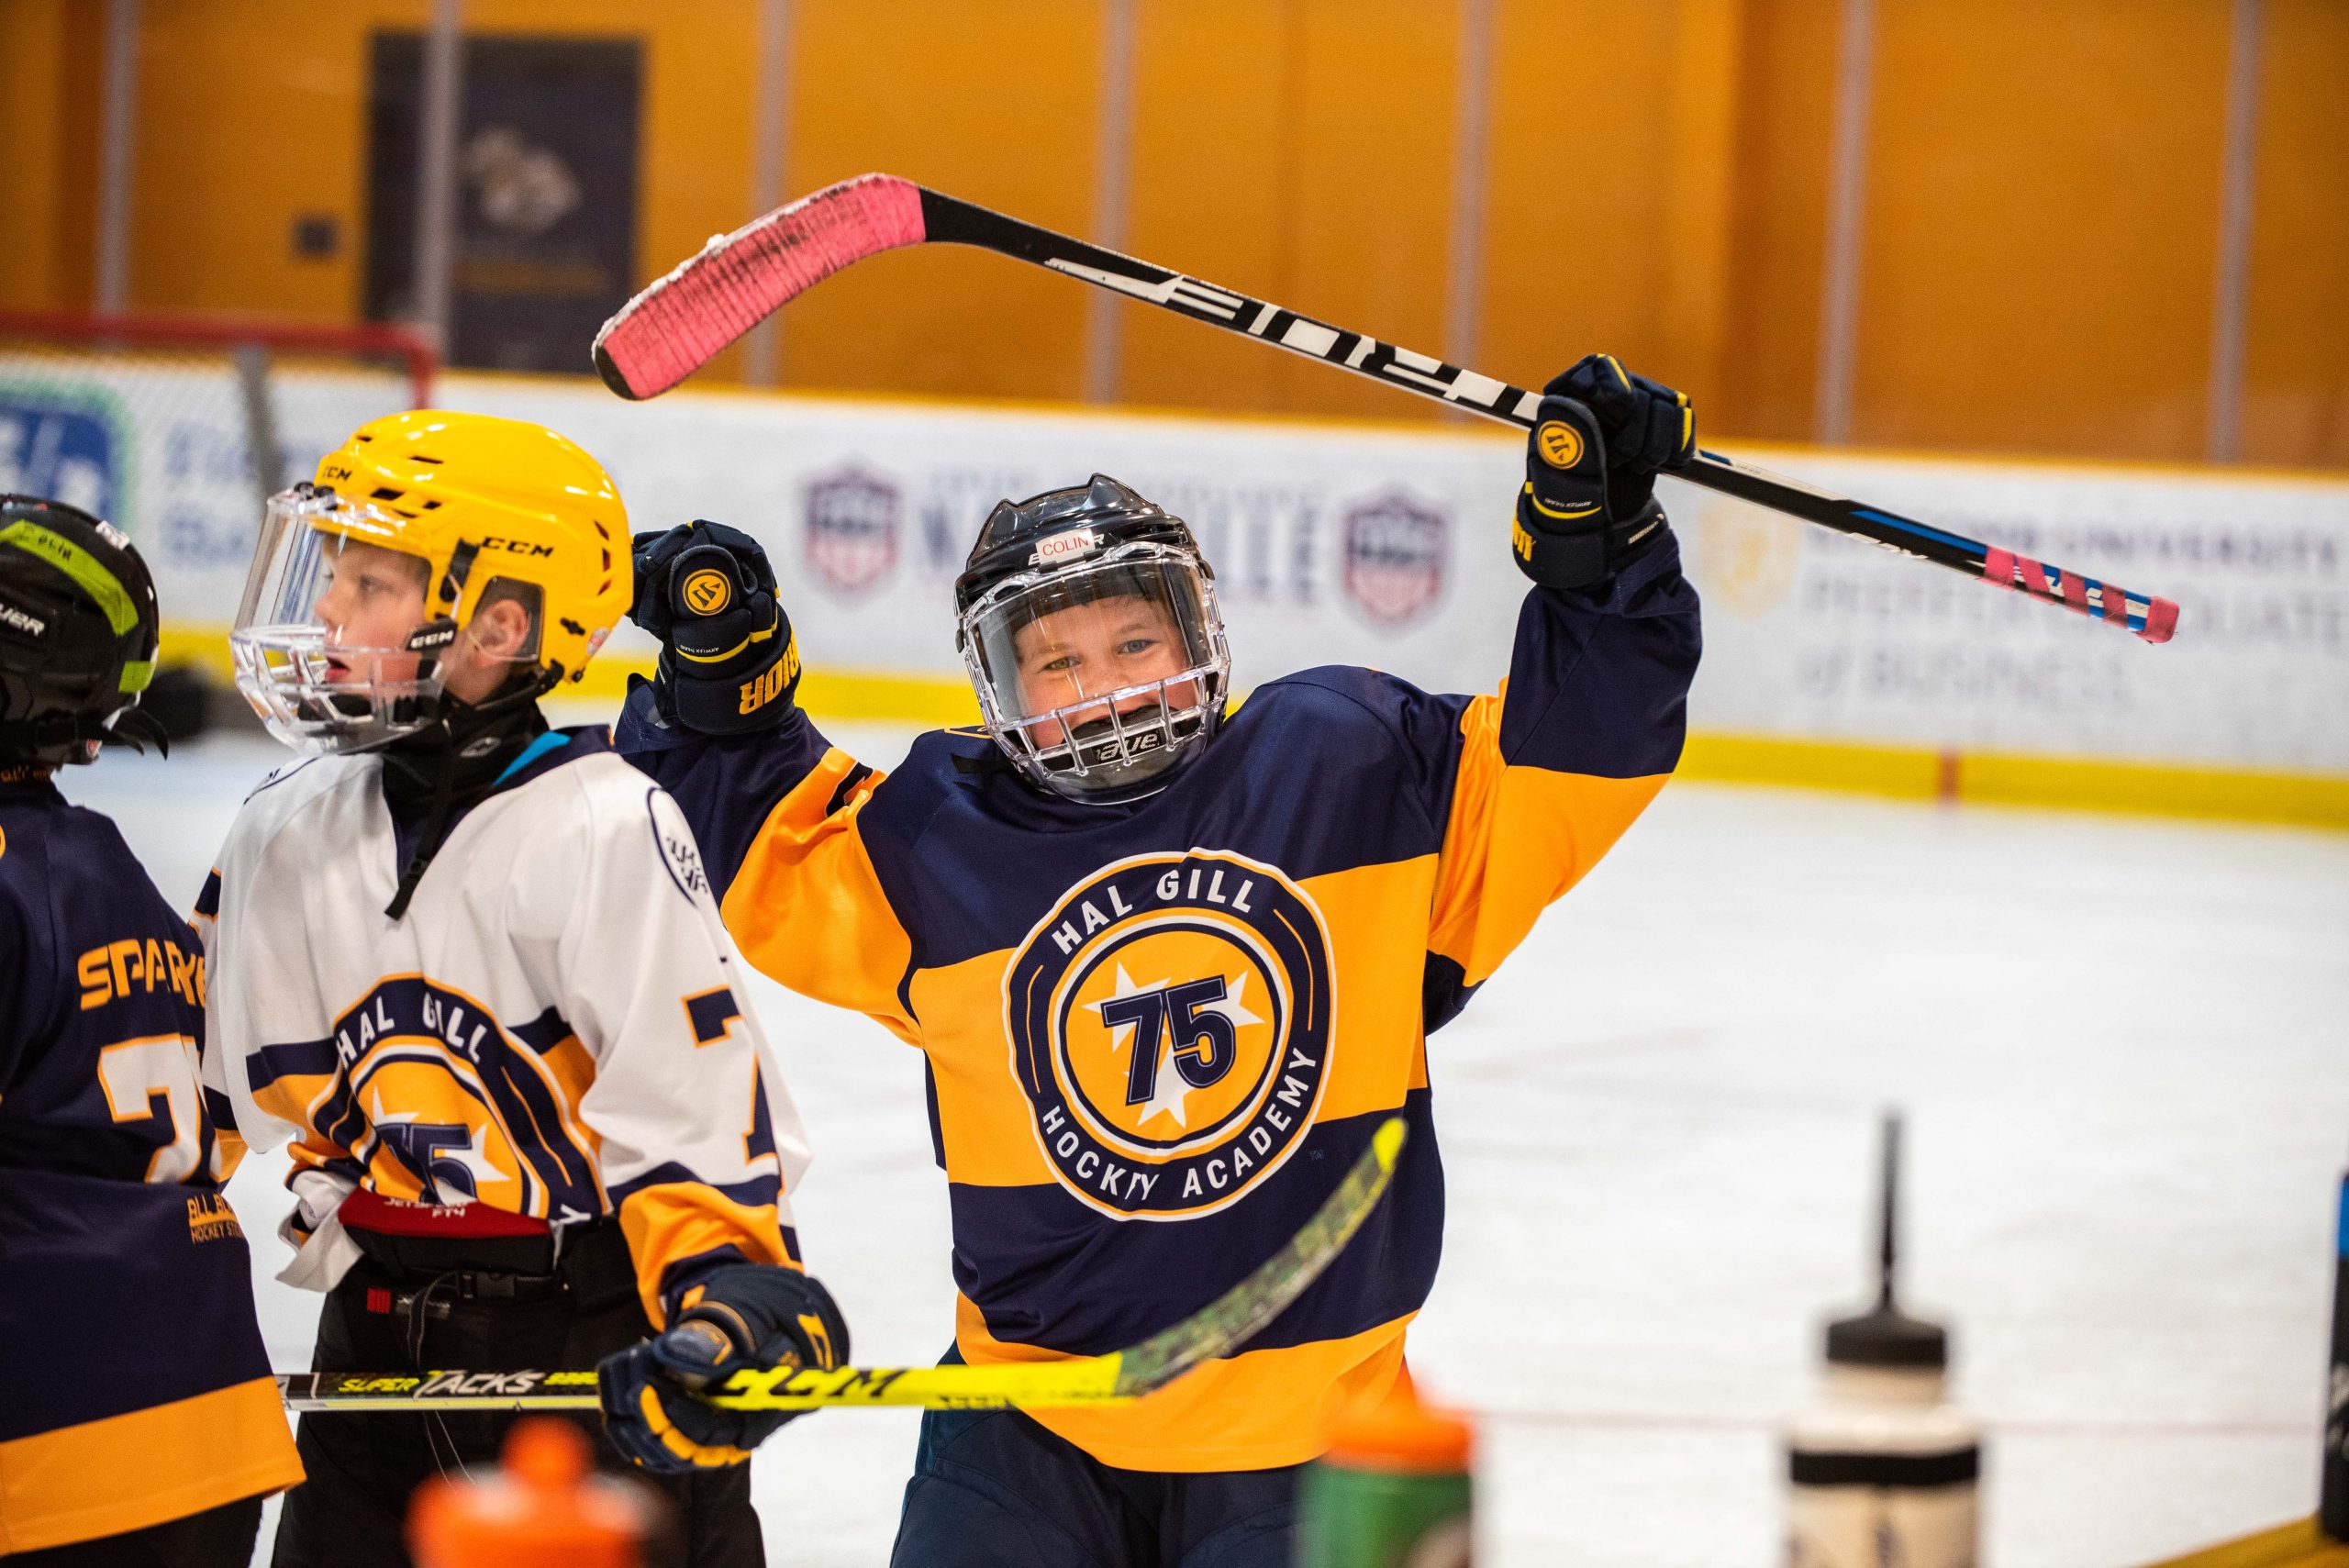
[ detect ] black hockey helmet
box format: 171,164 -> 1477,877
952,475 -> 1230,805
952,475 -> 1209,624
0,495 -> 168,769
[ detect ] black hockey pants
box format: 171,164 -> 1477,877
6,1496 -> 262,1568
273,1236 -> 763,1568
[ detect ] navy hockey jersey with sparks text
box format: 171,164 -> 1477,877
0,772 -> 302,1553
622,542 -> 1701,1471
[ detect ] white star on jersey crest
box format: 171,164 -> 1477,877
1082,965 -> 1267,1131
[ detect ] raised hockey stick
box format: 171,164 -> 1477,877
280,1116 -> 1405,1414
593,173 -> 2179,645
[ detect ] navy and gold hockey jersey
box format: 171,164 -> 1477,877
0,771 -> 303,1553
621,542 -> 1701,1471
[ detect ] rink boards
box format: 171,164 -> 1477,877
7,356 -> 2337,824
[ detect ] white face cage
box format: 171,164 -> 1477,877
228,485 -> 502,756
958,540 -> 1231,804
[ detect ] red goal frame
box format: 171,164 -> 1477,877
0,309 -> 436,407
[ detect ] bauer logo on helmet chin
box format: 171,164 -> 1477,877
0,597 -> 46,638
1082,728 -> 1166,764
1033,527 -> 1101,566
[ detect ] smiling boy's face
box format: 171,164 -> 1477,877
1009,593 -> 1202,747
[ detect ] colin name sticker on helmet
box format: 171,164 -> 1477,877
1003,850 -> 1335,1221
1031,526 -> 1099,566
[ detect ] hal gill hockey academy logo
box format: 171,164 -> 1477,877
1004,851 -> 1336,1220
803,466 -> 901,595
257,977 -> 605,1221
1341,491 -> 1447,626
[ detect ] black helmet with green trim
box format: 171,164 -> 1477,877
0,495 -> 167,768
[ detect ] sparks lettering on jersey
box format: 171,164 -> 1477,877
75,934 -> 205,1010
1003,850 -> 1334,1221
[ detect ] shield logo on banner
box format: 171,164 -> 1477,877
1341,492 -> 1446,626
803,466 -> 901,595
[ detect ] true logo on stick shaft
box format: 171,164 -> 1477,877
1004,850 -> 1335,1220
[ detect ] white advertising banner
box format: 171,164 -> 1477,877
15,352 -> 2341,778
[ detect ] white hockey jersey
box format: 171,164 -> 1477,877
199,728 -> 809,1328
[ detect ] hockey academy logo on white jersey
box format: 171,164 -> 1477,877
1001,850 -> 1335,1221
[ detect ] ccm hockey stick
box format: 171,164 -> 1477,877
280,1117 -> 1405,1414
594,173 -> 2178,645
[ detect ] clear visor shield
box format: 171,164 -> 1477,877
963,544 -> 1230,800
228,487 -> 451,755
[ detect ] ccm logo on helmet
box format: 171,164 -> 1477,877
479,537 -> 555,557
1032,528 -> 1099,566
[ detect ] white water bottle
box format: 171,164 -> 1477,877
1787,1113 -> 1981,1568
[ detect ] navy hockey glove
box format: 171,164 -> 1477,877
629,519 -> 801,734
1511,353 -> 1695,592
598,1263 -> 850,1473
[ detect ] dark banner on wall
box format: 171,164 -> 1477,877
365,35 -> 640,374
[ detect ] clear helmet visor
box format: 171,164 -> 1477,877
228,486 -> 539,755
961,543 -> 1230,802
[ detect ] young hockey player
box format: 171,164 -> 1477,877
618,355 -> 1703,1565
0,496 -> 305,1563
201,411 -> 849,1568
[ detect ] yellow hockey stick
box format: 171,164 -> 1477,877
280,1117 -> 1405,1414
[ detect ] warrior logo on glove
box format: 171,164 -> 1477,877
681,567 -> 732,616
1534,418 -> 1586,471
1005,851 -> 1335,1221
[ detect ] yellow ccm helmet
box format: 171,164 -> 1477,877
230,410 -> 629,754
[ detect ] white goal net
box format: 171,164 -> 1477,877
0,312 -> 434,663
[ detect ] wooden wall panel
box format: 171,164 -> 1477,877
1265,0 -> 1458,419
775,0 -> 1104,403
1479,0 -> 1677,395
1114,0 -> 1294,414
1851,0 -> 2233,461
1717,0 -> 1848,442
2239,0 -> 2349,469
0,1 -> 67,308
129,2 -> 407,321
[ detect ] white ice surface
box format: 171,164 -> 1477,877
63,719 -> 2349,1567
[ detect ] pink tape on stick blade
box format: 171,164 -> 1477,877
594,174 -> 927,400
1979,549 -> 2177,644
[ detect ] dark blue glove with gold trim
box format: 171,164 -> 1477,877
1511,354 -> 1695,591
628,520 -> 800,734
598,1263 -> 850,1474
